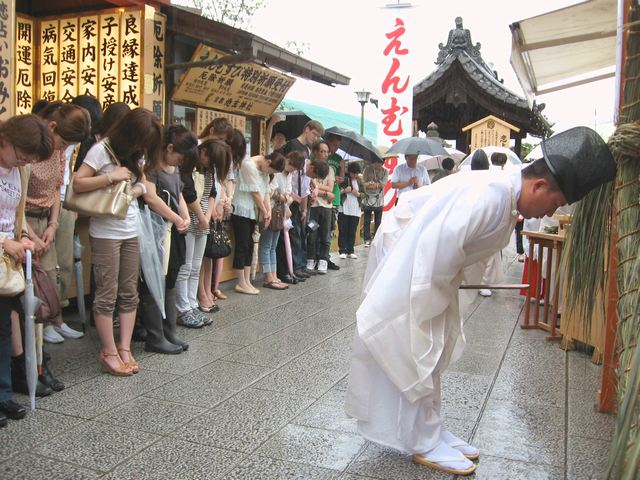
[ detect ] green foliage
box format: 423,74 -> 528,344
185,0 -> 267,29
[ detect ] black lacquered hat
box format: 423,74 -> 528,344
541,126 -> 616,203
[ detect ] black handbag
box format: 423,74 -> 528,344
204,221 -> 232,259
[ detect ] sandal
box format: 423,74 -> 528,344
412,441 -> 476,476
117,347 -> 140,374
98,351 -> 133,377
213,289 -> 227,300
262,281 -> 289,290
441,430 -> 480,460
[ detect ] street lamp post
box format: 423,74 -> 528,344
355,90 -> 371,136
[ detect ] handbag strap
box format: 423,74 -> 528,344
102,140 -> 121,167
15,165 -> 30,241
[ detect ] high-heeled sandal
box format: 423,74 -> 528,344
213,289 -> 227,300
98,351 -> 133,377
117,347 -> 140,374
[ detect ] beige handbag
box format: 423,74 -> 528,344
63,141 -> 133,219
0,166 -> 29,296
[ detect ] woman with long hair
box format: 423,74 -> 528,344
175,139 -> 231,328
28,101 -> 90,345
73,108 -> 162,376
0,115 -> 53,422
231,150 -> 285,294
139,125 -> 196,353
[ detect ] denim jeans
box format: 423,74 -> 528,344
175,232 -> 207,314
0,297 -> 14,401
289,202 -> 307,271
306,206 -> 332,261
338,213 -> 360,254
259,228 -> 281,273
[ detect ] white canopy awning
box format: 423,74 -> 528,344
510,0 -> 617,102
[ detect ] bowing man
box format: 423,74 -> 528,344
345,127 -> 616,476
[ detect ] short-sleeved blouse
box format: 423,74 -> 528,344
231,157 -> 270,220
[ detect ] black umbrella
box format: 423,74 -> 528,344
324,127 -> 383,163
384,136 -> 448,157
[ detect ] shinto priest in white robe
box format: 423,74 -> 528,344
345,169 -> 521,454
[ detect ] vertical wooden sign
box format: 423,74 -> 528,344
15,15 -> 33,114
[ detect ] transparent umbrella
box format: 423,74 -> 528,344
20,250 -> 40,411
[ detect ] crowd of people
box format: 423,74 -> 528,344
0,99 -> 380,426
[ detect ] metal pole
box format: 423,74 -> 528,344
359,102 -> 365,136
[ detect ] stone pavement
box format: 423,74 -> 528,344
0,246 -> 615,479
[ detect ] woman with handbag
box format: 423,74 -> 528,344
231,151 -> 285,294
259,152 -> 296,290
73,108 -> 162,376
0,114 -> 54,424
26,102 -> 90,344
197,118 -> 233,311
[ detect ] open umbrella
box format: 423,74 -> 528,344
21,250 -> 40,411
272,110 -> 311,140
384,137 -> 448,157
73,234 -> 87,330
324,127 -> 383,163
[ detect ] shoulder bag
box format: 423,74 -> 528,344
63,141 -> 133,219
204,221 -> 232,259
0,166 -> 29,296
269,200 -> 285,231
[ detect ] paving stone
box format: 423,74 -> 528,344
35,369 -> 179,419
254,424 -> 366,471
32,421 -> 160,473
141,339 -> 242,375
447,344 -> 503,376
346,442 -> 452,479
173,388 -> 315,452
567,350 -> 602,393
440,371 -> 492,421
94,396 -> 207,435
0,453 -> 100,480
567,435 -> 611,479
293,387 -> 358,434
102,437 -> 244,480
225,455 -> 341,479
473,454 -> 564,479
473,398 -> 565,467
145,359 -> 273,408
567,388 -> 616,440
0,408 -> 85,460
491,364 -> 565,407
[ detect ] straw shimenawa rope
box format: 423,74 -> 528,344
605,122 -> 640,479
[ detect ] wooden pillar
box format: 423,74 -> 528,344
514,135 -> 522,158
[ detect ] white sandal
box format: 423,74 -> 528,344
412,441 -> 477,476
441,430 -> 480,460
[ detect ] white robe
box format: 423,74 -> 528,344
345,170 -> 520,454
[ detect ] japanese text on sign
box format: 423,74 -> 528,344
380,18 -> 411,211
171,44 -> 295,118
120,11 -> 141,107
15,15 -> 33,114
40,19 -> 59,103
79,15 -> 99,97
99,13 -> 120,109
59,18 -> 78,103
0,0 -> 12,118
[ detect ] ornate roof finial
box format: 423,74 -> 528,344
436,17 -> 483,65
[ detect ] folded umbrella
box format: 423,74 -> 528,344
324,127 -> 383,163
73,235 -> 86,330
137,205 -> 166,318
384,137 -> 448,157
283,220 -> 294,275
20,250 -> 40,411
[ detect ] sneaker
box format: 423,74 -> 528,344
305,259 -> 317,275
317,259 -> 328,274
192,309 -> 213,326
177,310 -> 204,328
348,253 -> 358,259
327,260 -> 340,270
54,322 -> 84,339
364,241 -> 371,248
43,325 -> 64,344
339,253 -> 347,259
479,289 -> 492,297
294,270 -> 310,279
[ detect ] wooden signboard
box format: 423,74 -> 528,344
195,107 -> 246,136
462,115 -> 519,150
15,15 -> 34,115
172,43 -> 295,117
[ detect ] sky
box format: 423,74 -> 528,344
175,0 -> 617,146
